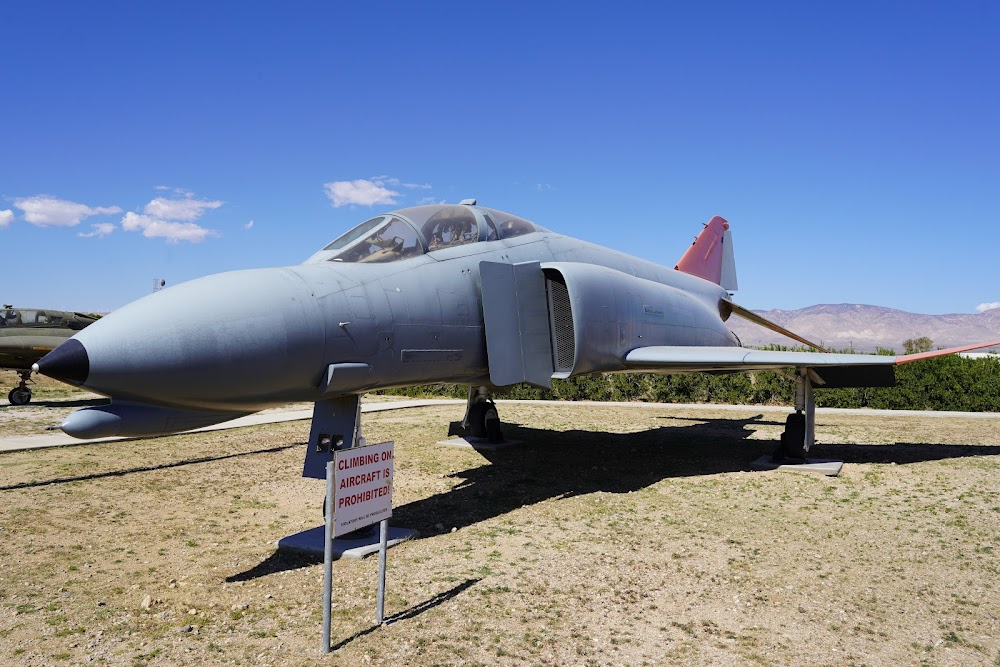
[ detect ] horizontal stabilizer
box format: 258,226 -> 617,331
724,300 -> 828,352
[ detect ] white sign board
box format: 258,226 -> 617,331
334,441 -> 393,537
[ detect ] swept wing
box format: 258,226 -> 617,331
624,340 -> 1000,387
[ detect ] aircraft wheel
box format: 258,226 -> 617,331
8,387 -> 32,406
468,402 -> 503,443
774,412 -> 806,461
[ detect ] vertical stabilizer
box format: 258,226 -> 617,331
674,216 -> 736,289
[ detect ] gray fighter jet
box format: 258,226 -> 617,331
34,201 -> 1000,471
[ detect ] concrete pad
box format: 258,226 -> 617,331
750,456 -> 844,477
435,437 -> 524,451
276,525 -> 418,560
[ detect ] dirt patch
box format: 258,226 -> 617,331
1,398 -> 998,666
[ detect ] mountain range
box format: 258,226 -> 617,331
727,304 -> 1000,353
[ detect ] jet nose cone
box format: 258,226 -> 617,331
35,338 -> 90,386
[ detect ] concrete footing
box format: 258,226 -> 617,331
750,456 -> 844,477
435,437 -> 524,451
277,525 -> 418,560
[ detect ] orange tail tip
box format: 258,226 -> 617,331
675,216 -> 736,289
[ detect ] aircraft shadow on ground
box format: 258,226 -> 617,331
228,414 -> 1000,581
226,415 -> 771,581
26,397 -> 110,408
818,441 -> 1000,465
391,416 -> 774,535
393,417 -> 1000,534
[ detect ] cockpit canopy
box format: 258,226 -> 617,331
0,308 -> 96,329
304,203 -> 546,264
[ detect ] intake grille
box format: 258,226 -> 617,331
548,278 -> 575,372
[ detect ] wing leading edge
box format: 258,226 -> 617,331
623,341 -> 1000,388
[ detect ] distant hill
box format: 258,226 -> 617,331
728,303 -> 1000,353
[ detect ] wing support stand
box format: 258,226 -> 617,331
775,369 -> 816,461
757,369 -> 842,476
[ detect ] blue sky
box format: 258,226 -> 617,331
2,2 -> 997,314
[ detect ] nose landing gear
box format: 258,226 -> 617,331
7,370 -> 33,405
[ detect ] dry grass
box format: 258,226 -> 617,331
0,395 -> 998,666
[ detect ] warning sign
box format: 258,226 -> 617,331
333,441 -> 393,537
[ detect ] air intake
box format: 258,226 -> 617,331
547,277 -> 575,373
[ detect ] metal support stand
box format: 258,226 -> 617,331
803,372 -> 815,454
776,371 -> 816,461
303,394 -> 363,479
322,461 -> 334,654
793,369 -> 816,454
757,370 -> 843,475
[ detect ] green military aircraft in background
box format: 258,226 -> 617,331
1,305 -> 99,405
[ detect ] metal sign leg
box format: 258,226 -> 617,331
322,461 -> 334,653
376,519 -> 388,624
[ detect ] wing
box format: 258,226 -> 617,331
623,340 -> 1000,388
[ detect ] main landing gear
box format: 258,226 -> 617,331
7,370 -> 33,406
448,386 -> 504,443
773,370 -> 816,462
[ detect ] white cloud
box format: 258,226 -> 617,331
244,219 -> 255,230
154,185 -> 195,197
77,222 -> 115,238
323,178 -> 401,208
369,176 -> 432,190
120,190 -> 222,244
0,209 -> 13,227
121,212 -> 219,244
976,302 -> 1000,313
144,196 -> 222,222
14,196 -> 121,227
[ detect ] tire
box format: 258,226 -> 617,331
776,412 -> 807,460
8,387 -> 32,406
467,402 -> 503,442
483,405 -> 503,443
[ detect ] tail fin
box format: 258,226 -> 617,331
675,215 -> 738,290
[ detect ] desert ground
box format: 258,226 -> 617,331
1,371 -> 998,666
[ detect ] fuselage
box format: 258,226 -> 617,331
0,307 -> 96,370
37,205 -> 738,415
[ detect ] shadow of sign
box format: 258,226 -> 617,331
327,578 -> 481,651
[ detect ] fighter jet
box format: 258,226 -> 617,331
34,201 -> 999,471
1,305 -> 98,404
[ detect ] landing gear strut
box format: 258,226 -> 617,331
449,386 -> 503,443
774,369 -> 815,462
7,370 -> 33,406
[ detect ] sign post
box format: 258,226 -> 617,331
322,441 -> 394,652
322,460 -> 334,654
376,519 -> 388,623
